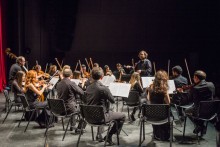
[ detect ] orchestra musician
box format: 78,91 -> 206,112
103,65 -> 113,76
9,56 -> 26,86
113,63 -> 126,81
147,70 -> 171,141
11,71 -> 26,103
135,50 -> 152,77
59,65 -> 71,79
184,70 -> 215,135
56,69 -> 85,132
34,65 -> 50,80
129,72 -> 144,122
84,67 -> 125,144
170,65 -> 189,118
81,64 -> 90,78
48,65 -> 58,76
72,70 -> 87,90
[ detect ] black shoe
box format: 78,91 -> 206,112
193,126 -> 203,134
103,135 -> 115,146
75,128 -> 86,134
130,114 -> 136,121
96,134 -> 104,142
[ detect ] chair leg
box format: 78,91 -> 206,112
91,126 -> 94,141
24,110 -> 36,132
44,114 -> 54,137
139,120 -> 143,146
116,121 -> 119,145
104,122 -> 113,147
76,119 -> 85,147
2,105 -> 13,124
170,121 -> 173,147
182,117 -> 187,141
62,117 -> 71,141
61,118 -> 64,131
18,111 -> 25,127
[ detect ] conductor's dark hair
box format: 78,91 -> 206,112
194,70 -> 206,80
92,67 -> 104,80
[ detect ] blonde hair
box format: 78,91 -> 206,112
129,72 -> 141,89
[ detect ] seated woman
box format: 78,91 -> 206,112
11,71 -> 26,103
25,70 -> 50,126
147,70 -> 170,141
129,72 -> 143,121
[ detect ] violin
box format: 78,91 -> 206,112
177,84 -> 195,92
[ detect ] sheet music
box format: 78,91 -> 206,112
70,79 -> 81,85
100,76 -> 115,86
108,82 -> 131,98
141,77 -> 155,88
48,77 -> 59,90
168,80 -> 176,94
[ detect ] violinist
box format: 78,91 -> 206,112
72,70 -> 87,90
81,64 -> 90,78
48,65 -> 58,77
9,56 -> 26,86
25,70 -> 48,106
11,71 -> 26,103
129,72 -> 143,122
185,70 -> 215,135
113,63 -> 126,81
34,65 -> 50,80
170,65 -> 189,119
59,65 -> 71,79
103,65 -> 113,76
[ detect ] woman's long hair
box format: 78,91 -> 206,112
14,71 -> 25,88
152,70 -> 168,94
129,72 -> 142,89
25,70 -> 38,87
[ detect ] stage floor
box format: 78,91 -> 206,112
0,92 -> 217,147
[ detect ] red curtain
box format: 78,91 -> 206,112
0,0 -> 6,92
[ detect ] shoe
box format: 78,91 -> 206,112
75,128 -> 86,134
130,114 -> 136,121
96,134 -> 104,142
193,126 -> 203,134
103,136 -> 115,146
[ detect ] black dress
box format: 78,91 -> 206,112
149,89 -> 170,141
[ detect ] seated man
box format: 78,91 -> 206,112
56,68 -> 84,131
185,70 -> 215,135
85,67 -> 126,145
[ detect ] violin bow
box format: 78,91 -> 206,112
153,61 -> 156,76
55,58 -> 63,71
85,58 -> 91,72
184,58 -> 193,85
90,57 -> 94,68
168,59 -> 170,78
74,62 -> 79,71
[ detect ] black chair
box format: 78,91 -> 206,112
2,90 -> 22,124
17,94 -> 48,132
182,100 -> 220,144
171,92 -> 193,126
44,98 -> 80,141
122,91 -> 140,121
77,104 -> 119,147
139,104 -> 173,147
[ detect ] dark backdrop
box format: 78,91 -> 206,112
5,0 -> 220,95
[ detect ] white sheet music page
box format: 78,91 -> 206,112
141,77 -> 155,88
168,80 -> 176,94
70,79 -> 81,85
100,76 -> 115,86
109,83 -> 131,98
48,77 -> 59,90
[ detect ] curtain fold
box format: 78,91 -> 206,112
0,0 -> 7,92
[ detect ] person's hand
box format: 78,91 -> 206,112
137,70 -> 141,73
